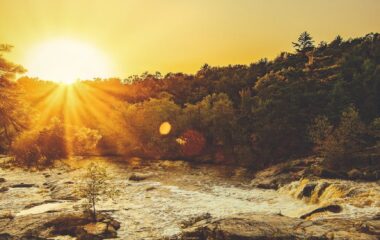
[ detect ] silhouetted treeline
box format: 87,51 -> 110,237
2,33 -> 380,169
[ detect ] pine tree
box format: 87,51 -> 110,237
292,32 -> 315,53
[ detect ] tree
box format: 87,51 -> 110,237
120,96 -> 182,158
0,44 -> 27,150
308,116 -> 333,153
70,126 -> 102,155
11,118 -> 101,166
79,163 -> 118,221
292,32 -> 315,53
309,106 -> 367,168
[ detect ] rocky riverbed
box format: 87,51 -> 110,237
0,156 -> 379,239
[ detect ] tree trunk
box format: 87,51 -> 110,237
92,197 -> 96,222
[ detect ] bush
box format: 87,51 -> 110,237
70,126 -> 102,155
11,130 -> 46,166
11,119 -> 101,167
309,106 -> 366,168
11,119 -> 67,166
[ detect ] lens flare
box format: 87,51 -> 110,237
159,122 -> 171,135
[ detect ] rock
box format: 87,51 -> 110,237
0,177 -> 6,183
363,170 -> 380,181
300,204 -> 343,219
0,212 -> 120,240
348,168 -> 363,179
315,182 -> 330,197
251,157 -> 322,190
255,182 -> 278,190
158,160 -> 190,169
82,221 -> 118,239
0,186 -> 9,192
312,166 -> 347,179
129,172 -> 154,181
0,212 -> 59,238
23,200 -> 60,209
50,184 -> 80,201
0,212 -> 15,220
146,186 -> 156,191
0,233 -> 12,239
171,213 -> 378,240
180,213 -> 212,228
174,213 -> 302,239
110,220 -> 121,230
10,183 -> 36,188
359,220 -> 380,235
299,183 -> 317,198
83,222 -> 108,235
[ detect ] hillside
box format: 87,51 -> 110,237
1,32 -> 380,170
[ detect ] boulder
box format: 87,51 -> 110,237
359,220 -> 380,235
129,172 -> 154,181
82,221 -> 117,239
0,186 -> 9,192
83,222 -> 108,235
300,204 -> 342,219
251,157 -> 323,190
0,177 -> 6,183
299,183 -> 317,198
0,211 -> 121,240
312,166 -> 347,179
10,183 -> 36,188
110,220 -> 121,230
348,169 -> 362,179
171,213 -> 379,240
180,213 -> 212,228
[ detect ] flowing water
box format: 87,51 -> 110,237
0,156 -> 379,239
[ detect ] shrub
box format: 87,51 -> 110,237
309,106 -> 366,168
177,129 -> 206,157
11,119 -> 101,167
11,130 -> 45,166
308,116 -> 333,153
70,126 -> 102,155
78,163 -> 118,221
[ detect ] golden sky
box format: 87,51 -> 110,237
1,0 -> 380,79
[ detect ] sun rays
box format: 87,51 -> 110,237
26,81 -> 126,156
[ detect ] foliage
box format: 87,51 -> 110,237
3,32 -> 380,169
0,45 -> 28,151
308,116 -> 333,152
177,129 -> 206,157
11,119 -> 101,166
79,163 -> 118,221
11,119 -> 67,166
309,106 -> 367,168
70,127 -> 102,155
119,96 -> 182,158
292,31 -> 315,53
10,129 -> 45,166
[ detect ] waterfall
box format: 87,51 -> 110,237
278,178 -> 380,208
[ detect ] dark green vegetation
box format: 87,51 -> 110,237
1,33 -> 380,170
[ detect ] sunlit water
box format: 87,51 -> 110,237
0,157 -> 379,239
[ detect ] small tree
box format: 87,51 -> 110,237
0,44 -> 28,149
292,31 -> 315,53
80,163 -> 118,221
308,115 -> 333,153
309,106 -> 366,168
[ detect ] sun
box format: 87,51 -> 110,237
25,38 -> 113,84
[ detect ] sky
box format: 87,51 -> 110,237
1,0 -> 380,79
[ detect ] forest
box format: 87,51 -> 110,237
1,32 -> 380,170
